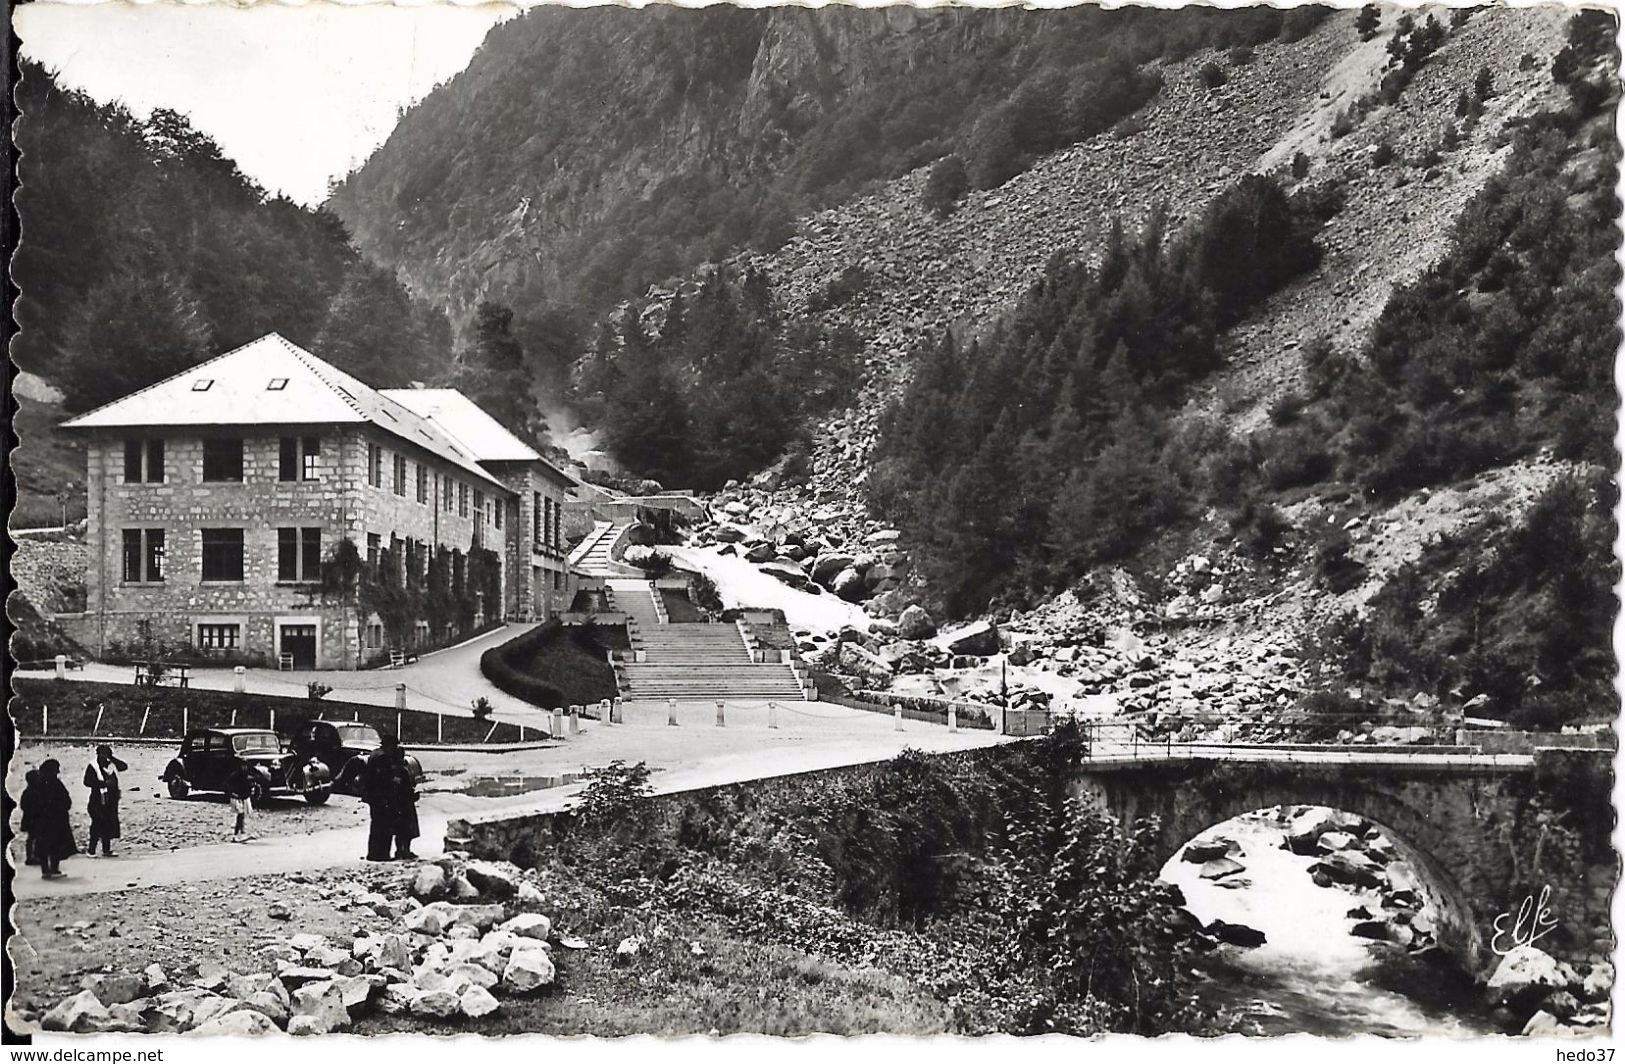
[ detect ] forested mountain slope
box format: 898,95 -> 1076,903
327,4 -> 1329,328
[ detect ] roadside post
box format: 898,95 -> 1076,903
716,700 -> 725,727
667,698 -> 678,727
768,701 -> 779,729
894,703 -> 904,732
54,655 -> 65,680
234,665 -> 245,693
948,705 -> 958,733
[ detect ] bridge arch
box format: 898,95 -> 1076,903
1070,759 -> 1529,971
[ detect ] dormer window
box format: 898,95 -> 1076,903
267,378 -> 289,391
191,379 -> 214,392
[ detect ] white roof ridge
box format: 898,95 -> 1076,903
284,338 -> 370,420
62,331 -> 292,427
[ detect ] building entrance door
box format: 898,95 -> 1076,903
280,624 -> 317,669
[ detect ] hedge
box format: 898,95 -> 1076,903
9,678 -> 533,744
480,621 -> 567,710
478,621 -> 622,713
846,688 -> 997,731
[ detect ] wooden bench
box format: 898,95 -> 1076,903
133,661 -> 189,687
389,650 -> 406,669
279,652 -> 294,671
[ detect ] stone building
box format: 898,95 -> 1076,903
60,333 -> 578,670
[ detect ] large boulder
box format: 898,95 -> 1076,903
500,913 -> 553,941
744,542 -> 777,564
1285,808 -> 1364,856
409,864 -> 448,896
1582,962 -> 1613,1002
1182,838 -> 1235,864
1198,856 -> 1246,881
290,980 -> 350,1034
42,990 -> 114,1033
759,561 -> 810,588
188,1010 -> 276,1036
375,934 -> 414,973
462,861 -> 520,899
1310,850 -> 1384,889
811,552 -> 857,586
941,621 -> 999,657
501,949 -> 556,993
404,902 -> 455,936
1206,919 -> 1267,948
897,605 -> 936,640
243,991 -> 289,1026
832,567 -> 868,603
1486,945 -> 1578,1010
838,641 -> 894,687
82,972 -> 148,1007
409,989 -> 463,1019
460,986 -> 501,1019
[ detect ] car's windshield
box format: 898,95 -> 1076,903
232,733 -> 281,754
337,725 -> 380,744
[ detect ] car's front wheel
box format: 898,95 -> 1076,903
303,787 -> 331,806
166,778 -> 190,800
248,777 -> 270,809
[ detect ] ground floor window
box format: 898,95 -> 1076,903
196,623 -> 240,650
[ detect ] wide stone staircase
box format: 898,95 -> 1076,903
608,578 -> 808,701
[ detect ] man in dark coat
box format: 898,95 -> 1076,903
22,759 -> 77,879
362,736 -> 419,861
84,745 -> 129,856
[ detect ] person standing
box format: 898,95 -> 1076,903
19,768 -> 39,866
22,760 -> 76,879
83,745 -> 128,857
223,763 -> 258,843
361,735 -> 419,861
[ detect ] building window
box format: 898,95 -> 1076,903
368,443 -> 383,488
367,532 -> 380,570
277,527 -> 322,582
532,492 -> 542,542
201,528 -> 245,582
123,439 -> 164,483
197,624 -> 240,650
367,623 -> 383,649
202,438 -> 244,482
416,463 -> 428,504
280,436 -> 321,482
121,528 -> 164,583
459,483 -> 469,518
444,477 -> 455,513
393,454 -> 407,496
495,499 -> 505,531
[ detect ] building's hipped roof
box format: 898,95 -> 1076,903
60,333 -> 506,491
383,388 -> 579,488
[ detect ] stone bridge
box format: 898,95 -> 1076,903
1070,743 -> 1616,974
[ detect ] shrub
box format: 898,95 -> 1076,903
307,681 -> 333,702
920,153 -> 969,218
1330,107 -> 1358,139
689,571 -> 723,614
1315,529 -> 1368,593
1355,4 -> 1381,41
1474,65 -> 1495,101
471,696 -> 493,720
806,263 -> 871,313
1268,390 -> 1307,426
1233,500 -> 1293,559
1198,61 -> 1227,90
1290,151 -> 1311,180
1371,140 -> 1396,167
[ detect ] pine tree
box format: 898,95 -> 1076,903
1355,4 -> 1381,41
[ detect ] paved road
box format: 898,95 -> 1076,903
12,705 -> 1009,898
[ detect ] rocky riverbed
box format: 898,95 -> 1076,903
1162,807 -> 1613,1037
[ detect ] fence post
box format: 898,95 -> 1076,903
552,708 -> 564,737
519,723 -> 526,742
41,704 -> 47,736
438,713 -> 444,743
568,706 -> 580,736
93,703 -> 105,735
613,698 -> 623,724
667,698 -> 678,727
140,704 -> 152,735
183,705 -> 189,735
893,704 -> 903,732
599,699 -> 610,724
55,655 -> 65,680
395,683 -> 407,711
267,708 -> 274,734
948,704 -> 958,733
230,707 -> 237,727
234,665 -> 245,693
396,711 -> 403,741
768,701 -> 779,730
716,700 -> 725,728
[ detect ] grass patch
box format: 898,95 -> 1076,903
481,621 -> 625,710
8,678 -> 534,744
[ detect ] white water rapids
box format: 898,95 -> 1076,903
1162,812 -> 1496,1036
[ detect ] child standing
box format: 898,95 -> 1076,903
223,763 -> 258,842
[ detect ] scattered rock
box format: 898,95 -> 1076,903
42,990 -> 113,1033
267,901 -> 293,921
501,913 -> 553,941
187,1009 -> 275,1036
1206,919 -> 1267,948
82,971 -> 147,1006
502,949 -> 556,993
290,980 -> 350,1034
462,860 -> 520,899
460,986 -> 501,1019
410,988 -> 463,1019
410,865 -> 449,902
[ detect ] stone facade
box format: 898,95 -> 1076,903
75,423 -> 571,670
487,461 -> 576,622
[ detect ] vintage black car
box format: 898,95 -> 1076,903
161,727 -> 333,806
287,720 -> 424,797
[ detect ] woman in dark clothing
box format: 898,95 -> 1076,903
22,760 -> 77,879
20,768 -> 39,865
84,745 -> 128,856
361,736 -> 419,861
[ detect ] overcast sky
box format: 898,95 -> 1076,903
14,1 -> 516,206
